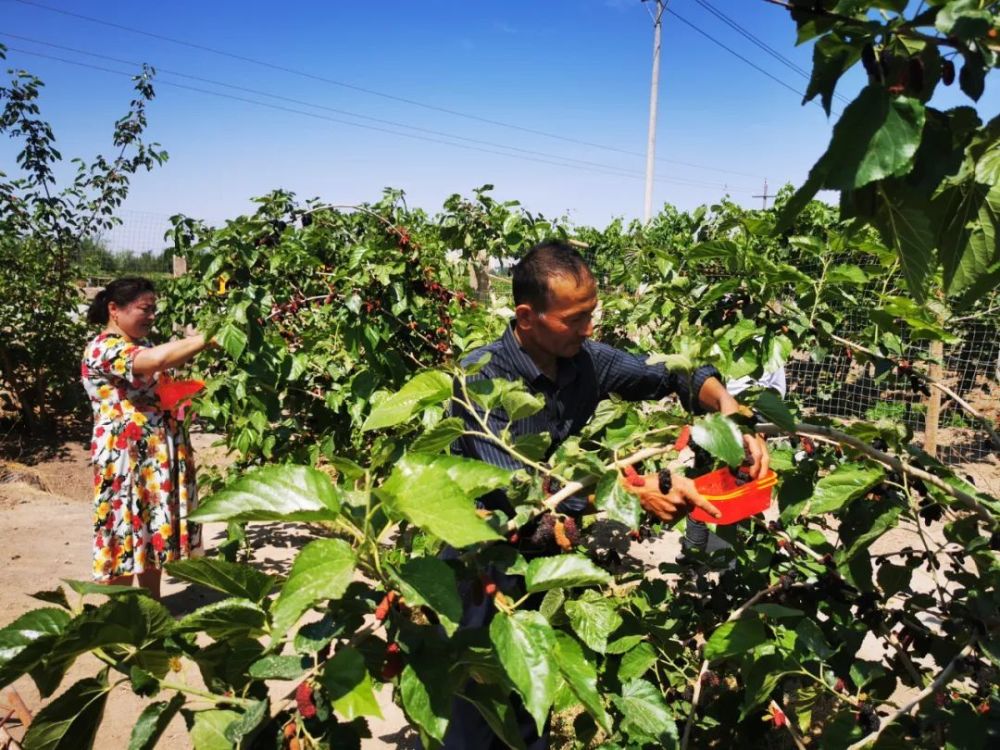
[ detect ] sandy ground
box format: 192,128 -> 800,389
0,436 -> 996,747
0,433 -> 412,749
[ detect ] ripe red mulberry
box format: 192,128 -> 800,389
295,681 -> 317,719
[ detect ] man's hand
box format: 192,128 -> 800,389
621,472 -> 721,524
742,433 -> 770,479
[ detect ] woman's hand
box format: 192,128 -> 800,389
621,472 -> 721,523
188,323 -> 221,348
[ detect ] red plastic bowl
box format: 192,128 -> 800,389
155,379 -> 205,410
689,467 -> 777,525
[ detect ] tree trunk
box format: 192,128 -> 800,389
469,250 -> 491,303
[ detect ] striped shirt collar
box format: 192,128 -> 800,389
499,322 -> 579,389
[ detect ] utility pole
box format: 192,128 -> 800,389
643,0 -> 666,224
753,179 -> 773,209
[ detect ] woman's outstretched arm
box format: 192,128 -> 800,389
132,333 -> 211,376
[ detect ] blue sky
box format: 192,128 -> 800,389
1,0 -> 996,245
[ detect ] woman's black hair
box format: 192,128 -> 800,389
87,276 -> 157,326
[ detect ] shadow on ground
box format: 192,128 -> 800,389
195,523 -> 326,580
242,523 -> 326,576
0,420 -> 89,464
160,582 -> 228,616
376,726 -> 422,749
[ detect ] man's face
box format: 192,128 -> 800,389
529,273 -> 598,359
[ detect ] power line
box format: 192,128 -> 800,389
665,7 -> 840,117
695,0 -> 810,79
3,42 -> 753,192
8,0 -> 765,181
3,32 -> 749,187
692,0 -> 850,105
4,46 -> 758,194
0,47 -> 637,182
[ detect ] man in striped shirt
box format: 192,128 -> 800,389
454,240 -> 767,521
443,240 -> 768,750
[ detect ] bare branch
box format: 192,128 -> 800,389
757,421 -> 998,530
681,584 -> 782,749
769,700 -> 808,750
1,689 -> 31,729
874,622 -> 923,685
750,516 -> 824,562
538,443 -> 675,515
845,639 -> 978,750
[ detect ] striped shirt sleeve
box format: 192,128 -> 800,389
588,341 -> 721,413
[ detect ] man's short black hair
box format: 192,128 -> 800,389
512,240 -> 594,311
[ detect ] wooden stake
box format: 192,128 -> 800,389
924,340 -> 943,457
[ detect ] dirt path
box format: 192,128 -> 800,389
0,434 -> 411,749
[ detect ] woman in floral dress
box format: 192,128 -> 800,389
82,277 -> 213,597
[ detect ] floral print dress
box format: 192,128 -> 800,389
82,332 -> 203,580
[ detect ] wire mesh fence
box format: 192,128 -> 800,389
773,255 -> 998,465
786,305 -> 999,465
79,209 -> 175,284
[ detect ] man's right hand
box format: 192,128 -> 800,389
621,472 -> 721,524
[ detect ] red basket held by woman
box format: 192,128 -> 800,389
155,377 -> 205,412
